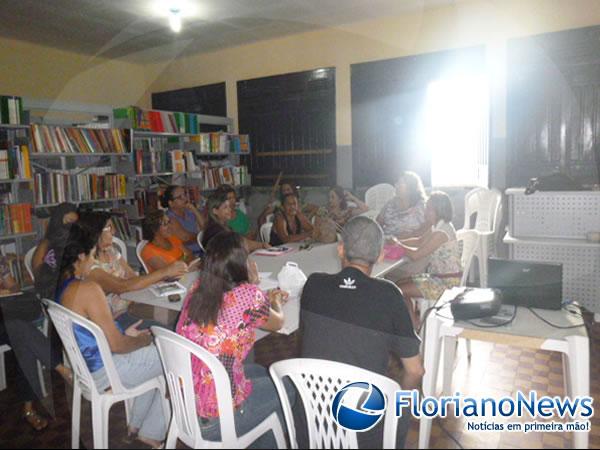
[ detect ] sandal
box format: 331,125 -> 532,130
23,409 -> 49,431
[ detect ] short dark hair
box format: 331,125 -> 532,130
43,202 -> 78,245
187,231 -> 249,326
427,191 -> 454,223
216,184 -> 236,197
342,216 -> 384,266
207,190 -> 230,222
161,185 -> 182,209
142,209 -> 165,241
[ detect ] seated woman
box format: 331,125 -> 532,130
216,184 -> 254,239
141,209 -> 195,273
51,224 -> 168,448
79,211 -> 188,329
270,194 -> 314,246
396,192 -> 462,328
32,202 -> 78,277
376,171 -> 429,240
327,186 -> 369,227
258,181 -> 319,227
176,231 -> 290,447
202,191 -> 268,252
0,255 -> 70,431
162,186 -> 206,257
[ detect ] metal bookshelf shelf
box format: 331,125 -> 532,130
35,197 -> 134,209
0,232 -> 37,242
0,123 -> 30,130
132,130 -> 200,138
30,152 -> 131,158
0,178 -> 33,184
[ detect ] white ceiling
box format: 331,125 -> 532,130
0,0 -> 457,62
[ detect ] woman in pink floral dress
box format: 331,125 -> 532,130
176,231 -> 291,447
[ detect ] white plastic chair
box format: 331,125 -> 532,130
43,299 -> 168,449
136,240 -> 151,274
364,184 -> 395,213
112,236 -> 128,263
269,358 -> 401,449
196,231 -> 205,253
24,246 -> 36,281
260,222 -> 274,244
460,187 -> 502,287
151,327 -> 285,449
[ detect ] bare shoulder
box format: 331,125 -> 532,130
69,279 -> 105,298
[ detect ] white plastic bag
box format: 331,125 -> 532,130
277,262 -> 307,298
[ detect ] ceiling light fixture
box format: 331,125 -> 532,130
169,7 -> 182,33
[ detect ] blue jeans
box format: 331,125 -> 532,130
92,344 -> 168,442
199,364 -> 294,449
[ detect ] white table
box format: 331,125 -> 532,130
122,242 -> 409,337
419,287 -> 590,449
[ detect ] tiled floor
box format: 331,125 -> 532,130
0,313 -> 599,449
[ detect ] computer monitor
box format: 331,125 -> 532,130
487,258 -> 563,310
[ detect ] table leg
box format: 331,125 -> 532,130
419,314 -> 442,449
565,335 -> 589,449
443,336 -> 456,396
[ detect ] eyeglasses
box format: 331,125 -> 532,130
173,193 -> 187,201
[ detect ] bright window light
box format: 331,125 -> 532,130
424,75 -> 489,187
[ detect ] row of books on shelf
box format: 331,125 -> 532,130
0,196 -> 33,236
0,145 -> 32,179
200,163 -> 249,190
31,124 -> 129,154
0,96 -> 25,125
114,106 -> 202,134
190,133 -> 251,154
135,149 -> 198,175
34,169 -> 128,205
111,212 -> 134,242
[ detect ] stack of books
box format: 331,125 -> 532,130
0,96 -> 25,125
0,144 -> 32,179
198,161 -> 250,190
134,149 -> 197,175
31,125 -> 129,154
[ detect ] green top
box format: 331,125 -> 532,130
228,208 -> 251,236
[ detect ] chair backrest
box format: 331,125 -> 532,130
112,236 -> 128,263
196,231 -> 205,253
42,299 -> 126,398
463,187 -> 502,233
364,184 -> 395,212
151,327 -> 239,448
136,240 -> 151,274
24,246 -> 36,281
269,358 -> 400,449
260,222 -> 274,244
457,229 -> 479,287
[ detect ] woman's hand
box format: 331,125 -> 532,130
248,259 -> 260,285
164,261 -> 188,279
268,288 -> 289,310
125,320 -> 151,339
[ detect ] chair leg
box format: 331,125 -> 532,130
37,361 -> 47,398
71,385 -> 82,449
165,422 -> 178,449
466,339 -> 472,361
443,336 -> 457,396
0,348 -> 7,391
271,416 -> 286,449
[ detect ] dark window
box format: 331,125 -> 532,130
237,68 -> 336,186
351,46 -> 485,187
508,25 -> 600,186
152,82 -> 227,132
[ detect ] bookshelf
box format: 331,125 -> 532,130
0,123 -> 34,290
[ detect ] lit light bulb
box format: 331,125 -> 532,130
169,9 -> 182,33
